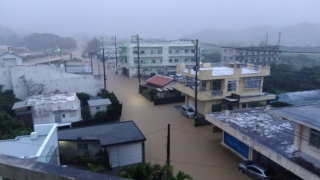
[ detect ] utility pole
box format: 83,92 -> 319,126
166,124 -> 171,170
192,39 -> 199,124
102,48 -> 106,89
64,60 -> 67,72
90,52 -> 93,75
111,36 -> 118,74
137,34 -> 141,83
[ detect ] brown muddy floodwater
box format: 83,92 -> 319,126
104,68 -> 250,180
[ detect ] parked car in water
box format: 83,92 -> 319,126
180,105 -> 195,118
238,161 -> 276,180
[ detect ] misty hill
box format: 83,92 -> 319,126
0,26 -> 14,37
182,23 -> 320,46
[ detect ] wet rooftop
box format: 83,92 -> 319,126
26,92 -> 78,106
208,107 -> 320,177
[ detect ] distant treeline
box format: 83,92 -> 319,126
0,33 -> 77,50
263,63 -> 320,94
280,46 -> 320,53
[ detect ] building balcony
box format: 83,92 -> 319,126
175,83 -> 224,101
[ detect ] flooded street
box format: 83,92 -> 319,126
103,68 -> 250,180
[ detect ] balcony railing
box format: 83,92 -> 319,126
211,90 -> 223,96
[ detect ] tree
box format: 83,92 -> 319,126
18,75 -> 46,97
76,92 -> 91,106
22,33 -> 76,50
118,162 -> 193,180
0,85 -> 20,117
0,112 -> 32,140
85,38 -> 101,53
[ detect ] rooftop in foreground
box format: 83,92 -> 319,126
207,107 -> 320,177
271,103 -> 320,131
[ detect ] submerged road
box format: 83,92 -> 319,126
104,69 -> 250,180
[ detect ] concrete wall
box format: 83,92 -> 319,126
0,67 -> 12,90
32,101 -> 81,125
0,53 -> 22,66
89,105 -> 108,117
0,66 -> 103,100
58,140 -> 102,159
35,124 -> 60,166
299,126 -> 320,161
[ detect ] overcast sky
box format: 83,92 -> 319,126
1,0 -> 320,39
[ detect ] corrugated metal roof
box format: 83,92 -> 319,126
87,98 -> 111,107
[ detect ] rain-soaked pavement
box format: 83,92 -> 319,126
103,68 -> 250,180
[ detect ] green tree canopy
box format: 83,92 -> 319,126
22,33 -> 76,50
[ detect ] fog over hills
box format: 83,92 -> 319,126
182,22 -> 320,46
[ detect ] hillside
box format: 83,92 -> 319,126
182,22 -> 320,46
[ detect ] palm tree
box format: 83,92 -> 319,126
118,162 -> 193,180
174,171 -> 193,180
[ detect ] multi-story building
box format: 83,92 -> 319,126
221,45 -> 281,65
175,63 -> 276,115
119,42 -> 203,77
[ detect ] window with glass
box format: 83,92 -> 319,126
245,77 -> 261,89
140,50 -> 145,54
169,59 -> 172,63
185,50 -> 189,53
152,59 -> 156,63
227,80 -> 236,91
157,50 -> 162,54
175,50 -> 179,53
96,106 -> 100,110
191,49 -> 195,53
310,129 -> 320,149
133,50 -> 138,54
134,60 -> 138,64
174,59 -> 179,63
77,144 -> 88,151
150,50 -> 155,54
169,50 -> 172,53
184,59 -> 188,62
157,59 -> 162,63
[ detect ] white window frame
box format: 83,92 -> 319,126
227,80 -> 236,92
245,77 -> 261,89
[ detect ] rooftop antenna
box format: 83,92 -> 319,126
277,32 -> 281,46
266,32 -> 268,46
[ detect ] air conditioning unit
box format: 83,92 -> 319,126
253,123 -> 260,131
225,110 -> 230,117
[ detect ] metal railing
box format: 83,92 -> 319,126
211,90 -> 223,96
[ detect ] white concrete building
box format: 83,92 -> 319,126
221,45 -> 281,65
0,65 -> 104,100
13,93 -> 81,125
87,98 -> 111,117
0,52 -> 22,67
0,123 -> 60,166
119,42 -> 203,77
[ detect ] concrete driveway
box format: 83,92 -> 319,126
103,68 -> 250,180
